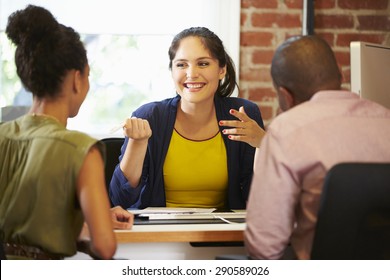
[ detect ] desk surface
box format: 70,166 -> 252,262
115,223 -> 246,243
69,223 -> 246,259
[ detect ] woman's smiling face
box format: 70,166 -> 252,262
171,36 -> 226,105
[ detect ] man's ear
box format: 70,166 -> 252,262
277,86 -> 295,112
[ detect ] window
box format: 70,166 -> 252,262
0,0 -> 240,138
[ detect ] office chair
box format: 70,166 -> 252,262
311,162 -> 390,260
100,137 -> 125,206
0,105 -> 30,122
0,243 -> 6,260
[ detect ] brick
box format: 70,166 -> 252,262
315,14 -> 355,29
336,33 -> 386,47
240,32 -> 274,47
258,104 -> 275,123
240,68 -> 272,82
315,0 -> 337,9
292,0 -> 337,9
274,0 -> 339,10
252,49 -> 275,65
285,32 -> 305,41
252,13 -> 301,28
249,88 -> 277,102
357,15 -> 390,31
285,0 -> 303,9
241,12 -> 248,26
240,49 -> 251,66
315,32 -> 336,46
338,0 -> 388,10
241,0 -> 278,9
249,87 -> 276,99
334,50 -> 350,66
237,88 -> 249,99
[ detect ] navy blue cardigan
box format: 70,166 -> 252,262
109,95 -> 264,209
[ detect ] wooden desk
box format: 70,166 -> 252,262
115,223 -> 245,243
68,223 -> 246,260
114,223 -> 246,260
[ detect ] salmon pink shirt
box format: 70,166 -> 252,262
245,90 -> 390,260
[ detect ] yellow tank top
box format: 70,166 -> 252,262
163,129 -> 228,208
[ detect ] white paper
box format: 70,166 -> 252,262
139,212 -> 246,220
128,207 -> 217,215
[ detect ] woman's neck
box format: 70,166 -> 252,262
29,98 -> 68,126
175,99 -> 219,140
178,99 -> 215,125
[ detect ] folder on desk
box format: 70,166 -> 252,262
138,212 -> 246,220
128,207 -> 216,215
128,207 -> 246,224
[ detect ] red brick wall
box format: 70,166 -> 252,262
240,0 -> 390,124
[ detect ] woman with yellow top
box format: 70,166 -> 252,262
110,27 -> 265,210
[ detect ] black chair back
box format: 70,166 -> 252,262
0,243 -> 6,260
311,162 -> 390,260
100,137 -> 125,205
